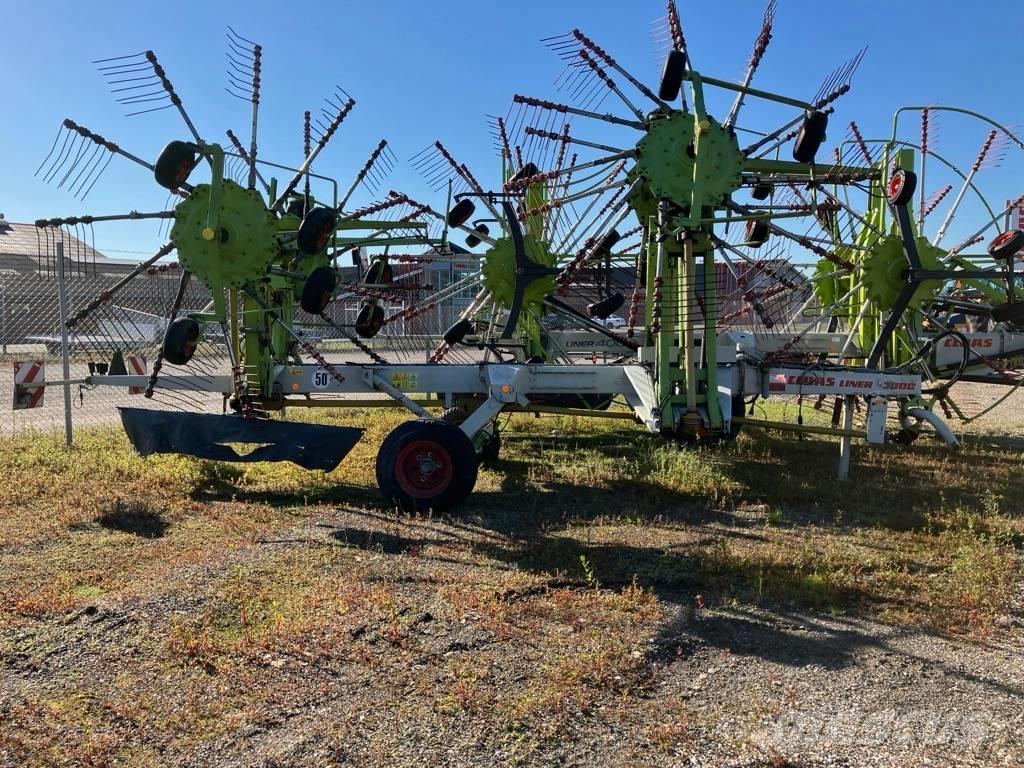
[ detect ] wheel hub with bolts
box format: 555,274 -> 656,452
171,180 -> 278,288
377,419 -> 479,512
395,439 -> 453,497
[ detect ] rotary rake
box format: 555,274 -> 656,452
489,0 -> 941,456
34,31 -> 455,470
29,4 -> 998,512
406,136 -> 640,377
707,107 -> 1024,442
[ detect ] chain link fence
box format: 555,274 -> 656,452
1,252 -> 476,438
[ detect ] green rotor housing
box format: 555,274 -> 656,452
171,180 -> 278,289
481,235 -> 555,315
632,111 -> 744,220
859,234 -> 945,311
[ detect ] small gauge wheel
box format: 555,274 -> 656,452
300,266 -> 338,315
163,317 -> 201,365
885,169 -> 917,207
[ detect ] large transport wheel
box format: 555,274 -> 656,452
376,418 -> 479,512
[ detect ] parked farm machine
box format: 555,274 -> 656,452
27,5 -> 1024,511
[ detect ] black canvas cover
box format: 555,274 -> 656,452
118,407 -> 362,471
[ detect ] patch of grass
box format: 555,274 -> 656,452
0,403 -> 1022,763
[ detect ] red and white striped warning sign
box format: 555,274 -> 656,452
12,360 -> 46,410
126,355 -> 147,394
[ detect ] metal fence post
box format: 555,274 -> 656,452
0,282 -> 6,354
836,395 -> 854,481
55,242 -> 73,447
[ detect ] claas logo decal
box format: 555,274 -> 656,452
771,373 -> 916,392
942,337 -> 993,348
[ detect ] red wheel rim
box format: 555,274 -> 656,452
887,172 -> 904,200
175,158 -> 195,182
993,230 -> 1017,247
394,439 -> 453,499
316,219 -> 333,251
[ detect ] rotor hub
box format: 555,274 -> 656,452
481,235 -> 555,314
171,180 -> 278,289
634,110 -> 744,214
861,234 -> 945,311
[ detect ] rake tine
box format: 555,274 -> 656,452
272,94 -> 356,212
55,132 -> 90,189
724,0 -> 776,129
92,51 -> 148,64
339,139 -> 391,210
934,129 -> 1000,247
848,121 -> 873,165
40,127 -> 77,184
575,28 -> 672,112
79,152 -> 115,200
107,74 -> 160,89
65,141 -> 104,195
665,0 -> 688,57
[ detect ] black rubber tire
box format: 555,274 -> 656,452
508,162 -> 540,186
364,258 -> 393,285
163,317 -> 200,366
154,141 -> 199,190
587,292 -> 625,320
886,169 -> 917,207
300,266 -> 338,315
465,224 -> 490,248
447,199 -> 476,227
988,229 -> 1024,260
594,229 -> 621,257
745,219 -> 769,248
658,49 -> 687,101
440,407 -> 501,467
355,302 -> 385,339
376,418 -> 479,512
890,427 -> 920,446
443,318 -> 474,346
297,207 -> 337,256
991,301 -> 1024,325
792,111 -> 829,164
751,180 -> 773,200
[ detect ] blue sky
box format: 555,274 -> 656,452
2,0 -> 1023,258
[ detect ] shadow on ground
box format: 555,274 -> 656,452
184,423 -> 1024,689
95,501 -> 170,538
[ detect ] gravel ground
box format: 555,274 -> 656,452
1,502 -> 1021,768
1,383 -> 1023,766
